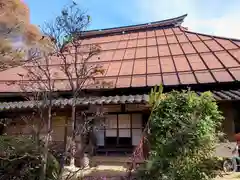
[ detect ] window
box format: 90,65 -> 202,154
95,113 -> 143,148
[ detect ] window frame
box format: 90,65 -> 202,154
102,113 -> 144,148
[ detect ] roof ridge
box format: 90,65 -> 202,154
79,14 -> 188,38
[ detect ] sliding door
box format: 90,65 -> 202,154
94,113 -> 143,148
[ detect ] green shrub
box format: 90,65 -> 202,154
137,89 -> 223,180
0,136 -> 60,180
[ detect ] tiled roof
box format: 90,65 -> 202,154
0,89 -> 240,111
0,14 -> 240,92
0,94 -> 149,111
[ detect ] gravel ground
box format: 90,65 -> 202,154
214,173 -> 240,180
63,165 -> 128,179
64,165 -> 240,180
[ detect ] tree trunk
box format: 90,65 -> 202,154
60,116 -> 69,169
36,113 -> 42,147
70,104 -> 76,166
40,104 -> 52,180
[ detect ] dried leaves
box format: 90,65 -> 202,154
0,0 -> 43,71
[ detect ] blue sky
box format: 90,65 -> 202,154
24,0 -> 240,39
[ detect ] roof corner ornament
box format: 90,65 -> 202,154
174,21 -> 183,27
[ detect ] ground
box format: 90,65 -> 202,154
214,173 -> 240,180
64,165 -> 240,179
63,165 -> 128,179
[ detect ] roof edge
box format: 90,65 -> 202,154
182,28 -> 240,42
79,14 -> 188,39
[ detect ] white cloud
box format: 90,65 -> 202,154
134,0 -> 240,39
184,13 -> 240,39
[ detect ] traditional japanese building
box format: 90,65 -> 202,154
0,14 -> 240,159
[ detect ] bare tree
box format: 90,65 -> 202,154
3,1 -> 110,178
42,1 -> 109,169
10,48 -> 57,180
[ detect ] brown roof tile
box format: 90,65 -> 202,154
181,43 -> 196,54
229,68 -> 240,80
200,53 -> 223,69
120,34 -> 128,41
106,62 -> 121,76
96,62 -> 109,76
173,55 -> 191,71
155,29 -> 164,36
147,31 -> 155,37
119,60 -> 134,75
147,37 -> 157,46
212,70 -> 233,82
204,40 -> 223,51
158,45 -> 171,56
157,36 -> 167,44
229,49 -> 240,63
147,57 -> 161,74
118,41 -> 128,48
112,49 -> 125,60
164,28 -> 174,35
102,50 -> 115,61
116,76 -> 131,88
0,67 -> 27,81
179,72 -> 197,84
54,80 -> 71,91
138,32 -> 146,38
147,74 -> 162,86
216,39 -> 238,50
234,41 -> 240,46
127,39 -> 137,48
187,54 -> 207,70
97,77 -> 117,88
1,15 -> 240,92
160,56 -> 175,72
172,27 -> 183,35
186,33 -> 200,41
169,44 -> 184,55
214,51 -> 239,67
136,47 -> 146,58
124,48 -> 136,59
176,34 -> 188,43
147,46 -> 158,57
137,38 -> 146,46
163,73 -> 179,85
129,33 -> 138,39
0,82 -> 21,92
133,59 -> 146,74
131,75 -> 146,87
195,71 -> 215,83
166,35 -> 178,44
192,41 -> 210,53
198,35 -> 212,41
100,42 -> 118,50
89,54 -> 101,62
